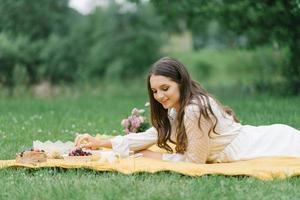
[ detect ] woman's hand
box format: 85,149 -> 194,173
74,133 -> 101,150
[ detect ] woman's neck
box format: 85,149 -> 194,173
173,103 -> 180,112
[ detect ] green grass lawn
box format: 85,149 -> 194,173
0,86 -> 300,200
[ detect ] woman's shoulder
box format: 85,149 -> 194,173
184,95 -> 220,118
187,95 -> 218,109
184,102 -> 201,120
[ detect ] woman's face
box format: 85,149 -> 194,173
150,75 -> 180,111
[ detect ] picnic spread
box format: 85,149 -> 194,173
1,139 -> 300,181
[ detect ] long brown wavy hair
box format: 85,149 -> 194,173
147,57 -> 239,153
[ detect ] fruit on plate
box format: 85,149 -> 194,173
68,148 -> 92,156
64,148 -> 101,162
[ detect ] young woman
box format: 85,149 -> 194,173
74,57 -> 300,164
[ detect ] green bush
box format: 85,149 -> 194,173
169,47 -> 291,95
227,47 -> 289,93
0,33 -> 32,88
39,34 -> 82,83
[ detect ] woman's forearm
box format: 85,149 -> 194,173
138,150 -> 162,160
99,139 -> 112,149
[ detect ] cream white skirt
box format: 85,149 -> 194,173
219,124 -> 300,162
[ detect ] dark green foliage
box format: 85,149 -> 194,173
0,0 -> 71,40
84,2 -> 163,79
0,0 -> 80,88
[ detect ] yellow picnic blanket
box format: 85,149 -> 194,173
2,143 -> 300,180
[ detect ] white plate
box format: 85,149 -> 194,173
63,155 -> 93,163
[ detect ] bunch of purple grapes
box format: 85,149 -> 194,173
69,148 -> 92,156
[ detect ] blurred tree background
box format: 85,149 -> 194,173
0,0 -> 299,95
